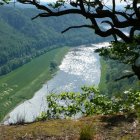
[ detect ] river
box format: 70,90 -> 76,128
4,42 -> 109,124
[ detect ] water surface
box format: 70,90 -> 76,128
4,43 -> 109,124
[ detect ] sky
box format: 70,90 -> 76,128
103,0 -> 126,5
40,0 -> 127,5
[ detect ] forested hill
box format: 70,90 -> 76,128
0,6 -> 106,76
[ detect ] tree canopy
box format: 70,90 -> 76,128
17,0 -> 140,42
17,0 -> 140,79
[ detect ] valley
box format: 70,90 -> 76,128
0,47 -> 68,121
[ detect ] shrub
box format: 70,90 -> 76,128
36,112 -> 48,121
37,86 -> 140,120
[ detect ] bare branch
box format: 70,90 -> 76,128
102,20 -> 117,42
17,0 -> 140,79
32,13 -> 48,20
112,0 -> 115,13
61,25 -> 93,33
79,0 -> 86,13
130,26 -> 140,39
32,9 -> 83,18
115,73 -> 135,81
101,21 -> 114,27
90,18 -> 131,43
19,0 -> 53,13
133,0 -> 140,19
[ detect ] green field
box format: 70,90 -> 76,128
0,47 -> 69,121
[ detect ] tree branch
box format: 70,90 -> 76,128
133,0 -> 140,19
102,20 -> 117,42
61,24 -> 93,33
90,18 -> 131,43
115,73 -> 135,81
31,9 -> 83,20
130,26 -> 140,39
112,0 -> 115,13
32,13 -> 48,20
18,0 -> 53,13
17,0 -> 140,79
22,0 -> 140,31
79,0 -> 86,13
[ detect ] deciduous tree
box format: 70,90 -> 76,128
18,0 -> 140,79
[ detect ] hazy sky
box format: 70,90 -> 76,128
104,0 -> 126,5
41,0 -> 126,5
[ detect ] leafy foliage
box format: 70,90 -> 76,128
48,0 -> 65,9
36,112 -> 48,121
37,86 -> 140,120
95,40 -> 140,65
95,38 -> 140,80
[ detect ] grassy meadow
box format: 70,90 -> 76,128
0,47 -> 69,121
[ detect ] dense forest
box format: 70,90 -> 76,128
0,6 -> 108,76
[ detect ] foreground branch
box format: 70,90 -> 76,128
115,73 -> 135,81
61,25 -> 93,33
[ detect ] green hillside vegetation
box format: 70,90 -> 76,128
0,47 -> 69,121
0,6 -> 107,76
99,57 -> 140,96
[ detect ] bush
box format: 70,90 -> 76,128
36,112 -> 48,121
37,86 -> 140,120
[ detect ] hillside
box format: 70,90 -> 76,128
99,58 -> 140,96
0,114 -> 140,140
0,6 -> 107,76
0,47 -> 68,121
